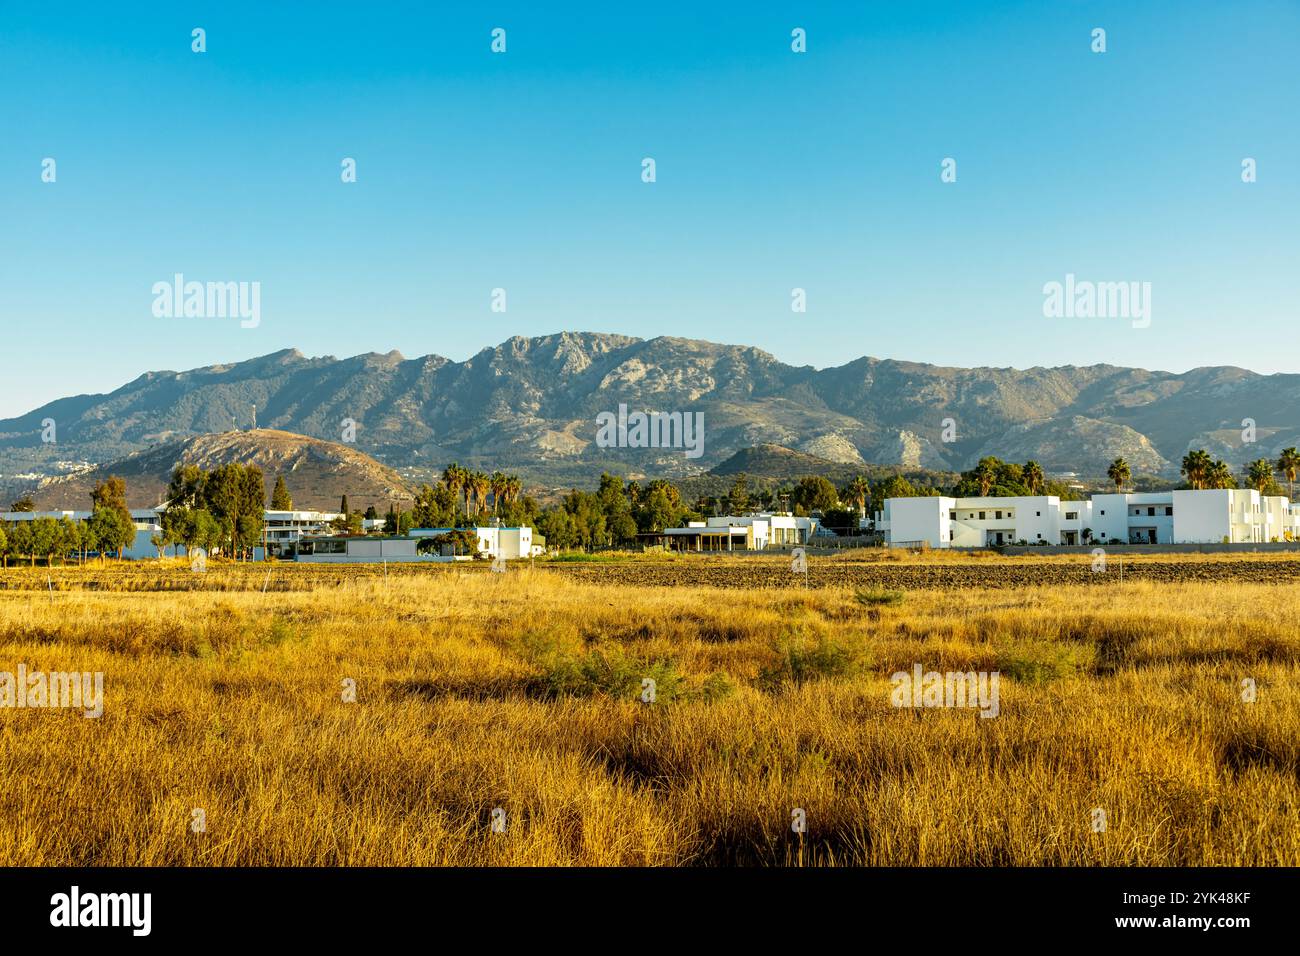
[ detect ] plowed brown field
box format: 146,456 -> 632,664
540,554 -> 1300,590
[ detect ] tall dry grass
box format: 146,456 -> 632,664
0,561 -> 1295,865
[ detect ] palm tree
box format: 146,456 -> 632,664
441,462 -> 465,517
470,471 -> 490,517
1023,460 -> 1045,495
490,471 -> 508,515
1277,448 -> 1300,500
1246,458 -> 1275,493
846,475 -> 870,518
1181,449 -> 1212,490
1206,459 -> 1235,490
504,474 -> 522,506
1106,457 -> 1130,493
973,458 -> 998,497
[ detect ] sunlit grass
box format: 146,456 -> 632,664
0,561 -> 1295,865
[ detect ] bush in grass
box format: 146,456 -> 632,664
854,589 -> 905,607
760,631 -> 861,690
998,641 -> 1095,683
536,647 -> 687,702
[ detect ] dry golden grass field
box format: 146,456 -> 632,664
0,554 -> 1296,866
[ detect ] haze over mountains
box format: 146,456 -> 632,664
2,333 -> 1297,493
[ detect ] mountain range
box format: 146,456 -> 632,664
2,332 -> 1297,495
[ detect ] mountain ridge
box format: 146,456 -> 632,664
3,332 -> 1297,489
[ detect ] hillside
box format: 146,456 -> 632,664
26,430 -> 416,512
3,334 -> 1298,490
708,444 -> 845,480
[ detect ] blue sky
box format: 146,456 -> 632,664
2,1 -> 1297,417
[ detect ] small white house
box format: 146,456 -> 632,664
407,526 -> 538,559
663,512 -> 818,551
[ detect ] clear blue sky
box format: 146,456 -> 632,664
2,1 -> 1297,417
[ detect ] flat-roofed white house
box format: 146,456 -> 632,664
408,526 -> 538,559
661,513 -> 820,551
663,522 -> 752,551
877,489 -> 1294,548
295,535 -> 441,563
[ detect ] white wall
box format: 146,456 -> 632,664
1011,496 -> 1059,545
1090,494 -> 1130,544
885,497 -> 954,548
1173,489 -> 1239,543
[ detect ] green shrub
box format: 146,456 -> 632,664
536,647 -> 686,702
998,641 -> 1095,683
854,589 -> 905,607
760,632 -> 860,689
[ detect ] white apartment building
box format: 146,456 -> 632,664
876,489 -> 1293,548
875,496 -> 1088,548
264,510 -> 344,555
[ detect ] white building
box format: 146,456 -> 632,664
662,512 -> 819,551
264,510 -> 344,555
875,496 -> 1087,548
877,489 -> 1294,548
408,526 -> 540,559
476,526 -> 537,559
295,535 -> 443,563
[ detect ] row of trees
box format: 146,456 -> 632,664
440,465 -> 522,518
0,478 -> 137,567
0,510 -> 138,567
1104,448 -> 1300,497
534,474 -> 701,550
